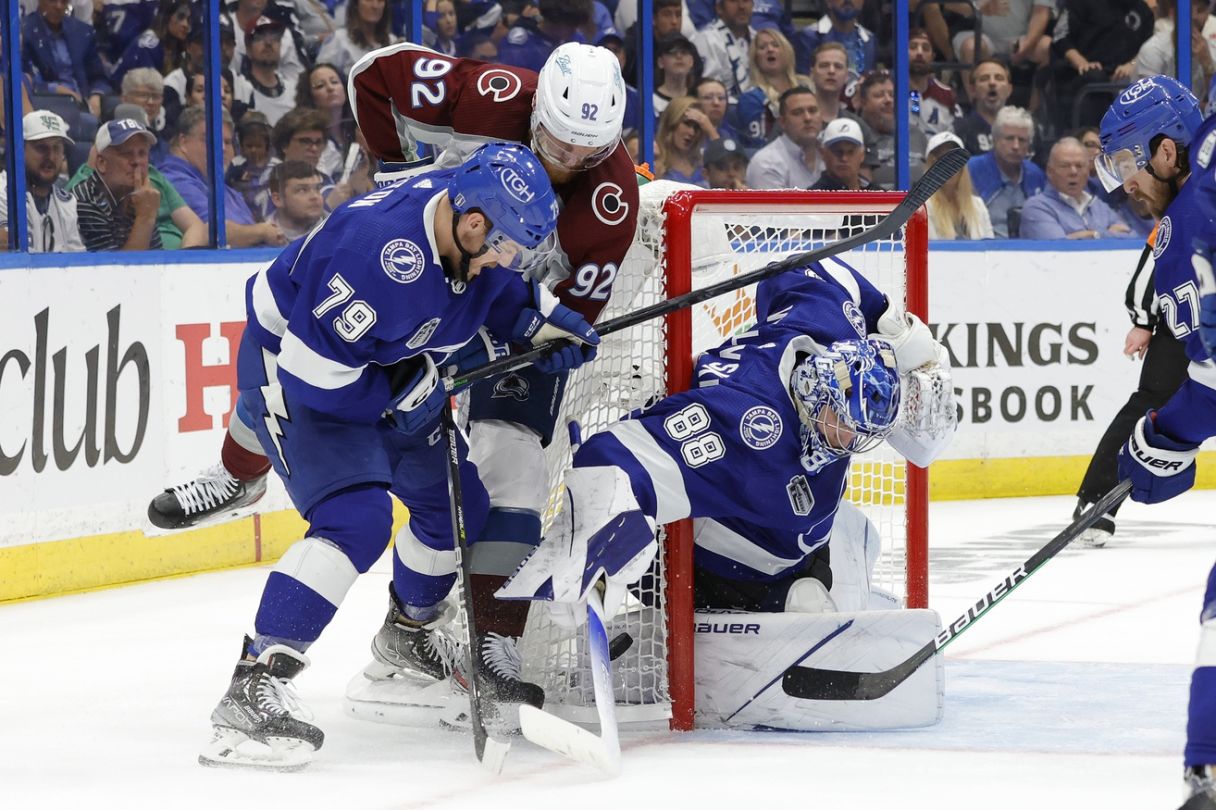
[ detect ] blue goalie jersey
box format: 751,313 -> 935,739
239,168 -> 531,424
574,258 -> 892,582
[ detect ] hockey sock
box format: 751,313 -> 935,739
222,430 -> 271,481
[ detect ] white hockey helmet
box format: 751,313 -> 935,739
531,43 -> 626,171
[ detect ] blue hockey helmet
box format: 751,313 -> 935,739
791,339 -> 901,473
449,143 -> 560,253
1095,75 -> 1202,192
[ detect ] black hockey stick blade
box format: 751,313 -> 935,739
445,147 -> 968,392
782,480 -> 1132,701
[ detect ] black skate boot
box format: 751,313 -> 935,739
149,465 -> 267,530
1073,498 -> 1115,548
1181,766 -> 1216,810
199,636 -> 323,771
368,586 -> 458,682
458,633 -> 545,708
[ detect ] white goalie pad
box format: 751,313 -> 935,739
694,609 -> 944,730
887,355 -> 957,468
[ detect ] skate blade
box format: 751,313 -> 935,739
198,727 -> 313,772
439,695 -> 525,737
344,667 -> 457,727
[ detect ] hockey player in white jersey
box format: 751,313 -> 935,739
1094,76 -> 1216,810
499,257 -> 954,630
197,143 -> 601,771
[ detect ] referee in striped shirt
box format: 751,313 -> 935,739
1073,229 -> 1191,546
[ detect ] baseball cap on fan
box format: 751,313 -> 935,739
23,110 -> 75,144
925,130 -> 964,159
246,14 -> 285,43
820,118 -> 864,147
95,118 -> 157,152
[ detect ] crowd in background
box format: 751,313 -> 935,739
0,0 -> 1208,252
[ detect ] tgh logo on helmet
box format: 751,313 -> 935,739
499,167 -> 535,203
1120,78 -> 1154,104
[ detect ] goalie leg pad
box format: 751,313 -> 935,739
694,609 -> 944,730
827,501 -> 881,613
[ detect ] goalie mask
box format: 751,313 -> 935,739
791,339 -> 901,473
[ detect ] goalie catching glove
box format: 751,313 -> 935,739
496,466 -> 657,627
870,307 -> 957,467
511,280 -> 601,375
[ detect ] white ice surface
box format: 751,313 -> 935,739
3,490 -> 1213,809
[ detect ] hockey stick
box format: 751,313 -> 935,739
438,399 -> 511,772
445,146 -> 969,392
519,589 -> 623,776
782,480 -> 1133,701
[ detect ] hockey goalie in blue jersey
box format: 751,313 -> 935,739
1093,76 -> 1216,809
198,143 -> 601,771
499,257 -> 957,729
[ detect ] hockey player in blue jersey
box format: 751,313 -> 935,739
498,257 -> 955,626
1093,75 -> 1216,810
198,143 -> 601,771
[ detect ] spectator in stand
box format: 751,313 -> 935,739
966,105 -> 1044,238
459,32 -> 500,61
253,107 -> 338,218
811,117 -> 870,190
423,0 -> 460,56
225,0 -> 310,83
695,77 -> 740,143
621,0 -> 686,84
745,86 -> 822,189
1135,0 -> 1216,98
228,110 -> 274,215
654,96 -> 711,186
158,106 -> 287,247
617,0 -> 697,44
693,0 -> 756,101
809,41 -> 850,123
598,32 -> 642,132
0,110 -> 85,252
22,0 -> 112,122
794,0 -> 875,79
74,119 -> 181,250
317,0 -> 398,76
922,131 -> 993,239
953,58 -> 1013,156
984,0 -> 1055,68
856,71 -> 926,189
1051,0 -> 1152,132
703,136 -> 749,188
1018,137 -> 1133,240
295,63 -> 356,179
736,29 -> 809,151
266,160 -> 327,240
120,69 -> 169,164
498,0 -> 592,73
239,16 -> 300,127
111,0 -> 193,90
97,0 -> 159,77
911,0 -> 991,66
907,27 -> 960,137
654,34 -> 701,121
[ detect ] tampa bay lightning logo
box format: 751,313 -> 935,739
380,238 -> 426,284
1154,216 -> 1172,259
842,301 -> 866,337
492,373 -> 530,401
739,405 -> 782,450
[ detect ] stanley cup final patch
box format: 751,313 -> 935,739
786,475 -> 814,516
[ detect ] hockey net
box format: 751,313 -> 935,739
517,182 -> 930,730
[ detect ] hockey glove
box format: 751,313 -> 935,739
1193,240 -> 1216,360
441,327 -> 511,379
511,280 -> 600,375
1117,412 -> 1200,504
385,355 -> 447,435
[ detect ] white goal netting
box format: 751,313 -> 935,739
517,181 -> 926,728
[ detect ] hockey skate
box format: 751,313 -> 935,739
366,588 -> 459,683
1073,499 -> 1114,548
445,632 -> 545,734
1181,766 -> 1216,810
199,637 -> 323,772
148,465 -> 267,530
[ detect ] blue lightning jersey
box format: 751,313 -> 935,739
1140,118 -> 1216,446
240,169 -> 531,424
574,258 -> 891,582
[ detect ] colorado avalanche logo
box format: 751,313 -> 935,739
739,406 -> 783,450
842,301 -> 866,337
1154,216 -> 1172,259
476,69 -> 522,103
492,373 -> 530,401
591,182 -> 629,226
380,238 -> 426,284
